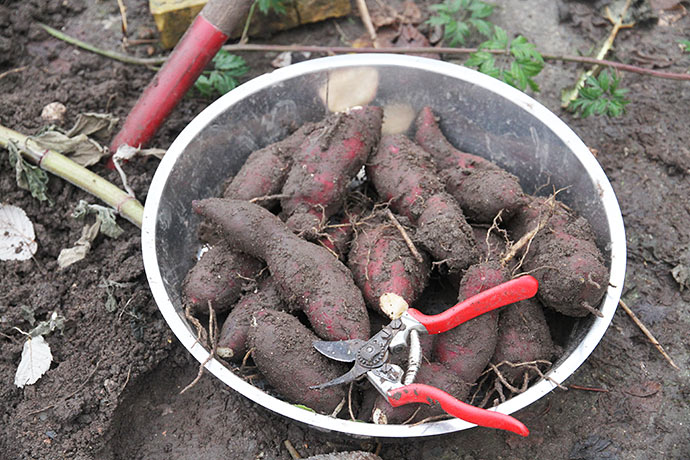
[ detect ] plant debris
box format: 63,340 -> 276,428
0,203 -> 38,261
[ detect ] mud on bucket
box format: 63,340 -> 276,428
141,54 -> 626,438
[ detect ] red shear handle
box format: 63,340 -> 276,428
407,275 -> 538,334
387,384 -> 529,437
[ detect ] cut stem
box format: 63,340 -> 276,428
0,124 -> 143,228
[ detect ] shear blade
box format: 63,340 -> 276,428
312,339 -> 366,362
309,363 -> 368,390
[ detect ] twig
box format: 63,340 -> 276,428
356,0 -> 378,47
37,23 -> 690,82
284,440 -> 302,459
619,299 -> 680,370
568,384 -> 609,393
121,363 -> 133,392
385,208 -> 424,264
249,193 -> 289,203
116,0 -> 128,37
0,66 -> 27,81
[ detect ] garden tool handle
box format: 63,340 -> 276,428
407,275 -> 539,335
109,0 -> 252,154
387,383 -> 529,436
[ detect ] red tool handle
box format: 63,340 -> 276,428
407,275 -> 538,334
387,384 -> 529,436
109,14 -> 228,154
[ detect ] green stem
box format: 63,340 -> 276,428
240,1 -> 258,45
0,124 -> 144,228
38,23 -> 166,66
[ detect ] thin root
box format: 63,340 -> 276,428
401,406 -> 422,425
385,208 -> 424,264
180,301 -> 217,394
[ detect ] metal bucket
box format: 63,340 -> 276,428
141,54 -> 626,438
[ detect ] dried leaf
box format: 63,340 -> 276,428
65,112 -> 119,138
0,203 -> 38,261
29,311 -> 66,337
57,220 -> 101,269
33,131 -> 107,167
73,201 -> 124,239
14,335 -> 53,388
114,144 -> 166,161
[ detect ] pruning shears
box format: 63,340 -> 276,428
311,275 -> 539,436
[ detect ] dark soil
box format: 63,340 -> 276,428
1,1 -> 689,459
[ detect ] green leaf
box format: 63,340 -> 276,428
427,0 -> 496,46
194,53 -> 248,98
257,0 -> 287,15
213,51 -> 248,75
567,70 -> 630,118
194,75 -> 213,98
293,404 -> 316,413
679,39 -> 690,52
468,18 -> 493,37
469,1 -> 494,19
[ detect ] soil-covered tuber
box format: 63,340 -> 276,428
182,244 -> 263,315
249,309 -> 347,414
193,198 -> 370,341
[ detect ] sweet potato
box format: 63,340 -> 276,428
415,193 -> 478,273
508,196 -> 608,317
415,107 -> 526,223
524,232 -> 608,317
367,134 -> 478,272
433,261 -> 509,383
281,106 -> 383,236
249,309 -> 347,414
223,123 -> 317,206
318,213 -> 356,261
507,195 -> 594,242
217,278 -> 288,361
414,106 -> 497,171
366,133 -> 443,220
441,167 -> 526,223
348,215 -> 431,314
472,225 -> 508,262
492,298 -> 555,384
193,198 -> 370,341
369,362 -> 470,424
182,244 -> 263,315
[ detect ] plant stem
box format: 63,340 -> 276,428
38,23 -> 166,66
39,22 -> 690,82
0,124 -> 144,228
240,1 -> 258,45
561,0 -> 634,107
